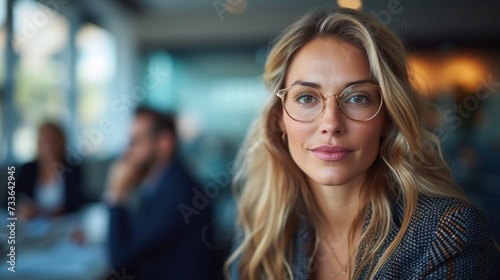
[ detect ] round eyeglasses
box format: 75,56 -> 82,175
276,83 -> 383,122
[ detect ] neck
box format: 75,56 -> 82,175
309,179 -> 364,242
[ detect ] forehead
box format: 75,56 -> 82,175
285,37 -> 370,89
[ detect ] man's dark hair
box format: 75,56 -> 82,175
135,106 -> 176,137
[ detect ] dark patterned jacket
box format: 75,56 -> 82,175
230,196 -> 495,279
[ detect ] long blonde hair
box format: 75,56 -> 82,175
225,7 -> 466,280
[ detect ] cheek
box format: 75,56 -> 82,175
355,123 -> 385,158
283,116 -> 314,157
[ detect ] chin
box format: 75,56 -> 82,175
306,169 -> 350,187
312,179 -> 349,187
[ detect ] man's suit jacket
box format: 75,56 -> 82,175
108,159 -> 221,280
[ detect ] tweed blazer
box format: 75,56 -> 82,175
230,195 -> 495,279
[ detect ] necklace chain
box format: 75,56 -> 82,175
320,239 -> 351,278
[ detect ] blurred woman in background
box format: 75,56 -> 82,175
226,8 -> 494,280
17,122 -> 85,220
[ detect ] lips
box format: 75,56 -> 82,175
309,145 -> 353,161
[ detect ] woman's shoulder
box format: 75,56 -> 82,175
392,195 -> 489,231
384,195 -> 495,278
391,195 -> 494,247
19,160 -> 38,170
402,195 -> 493,241
414,195 -> 489,226
17,161 -> 39,181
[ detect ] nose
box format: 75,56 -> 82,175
319,97 -> 346,136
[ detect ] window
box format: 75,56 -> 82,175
76,23 -> 117,158
12,0 -> 69,162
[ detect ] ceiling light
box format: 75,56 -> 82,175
337,0 -> 363,10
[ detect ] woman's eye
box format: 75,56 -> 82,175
346,93 -> 370,104
296,94 -> 318,104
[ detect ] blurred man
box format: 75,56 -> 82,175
105,107 -> 219,280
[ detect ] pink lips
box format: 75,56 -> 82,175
309,145 -> 353,161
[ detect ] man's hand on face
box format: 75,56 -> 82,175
105,156 -> 149,204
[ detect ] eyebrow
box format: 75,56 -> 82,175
290,79 -> 374,89
345,79 -> 374,87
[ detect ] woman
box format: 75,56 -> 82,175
17,122 -> 85,219
226,8 -> 494,280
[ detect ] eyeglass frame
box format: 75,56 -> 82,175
276,82 -> 384,123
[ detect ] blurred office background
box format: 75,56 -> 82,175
0,0 -> 499,279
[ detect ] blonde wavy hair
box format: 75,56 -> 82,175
225,7 -> 466,280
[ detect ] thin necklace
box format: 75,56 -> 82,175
320,241 -> 349,278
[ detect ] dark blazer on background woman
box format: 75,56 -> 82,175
17,160 -> 86,214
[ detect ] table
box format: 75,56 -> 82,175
0,203 -> 110,280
